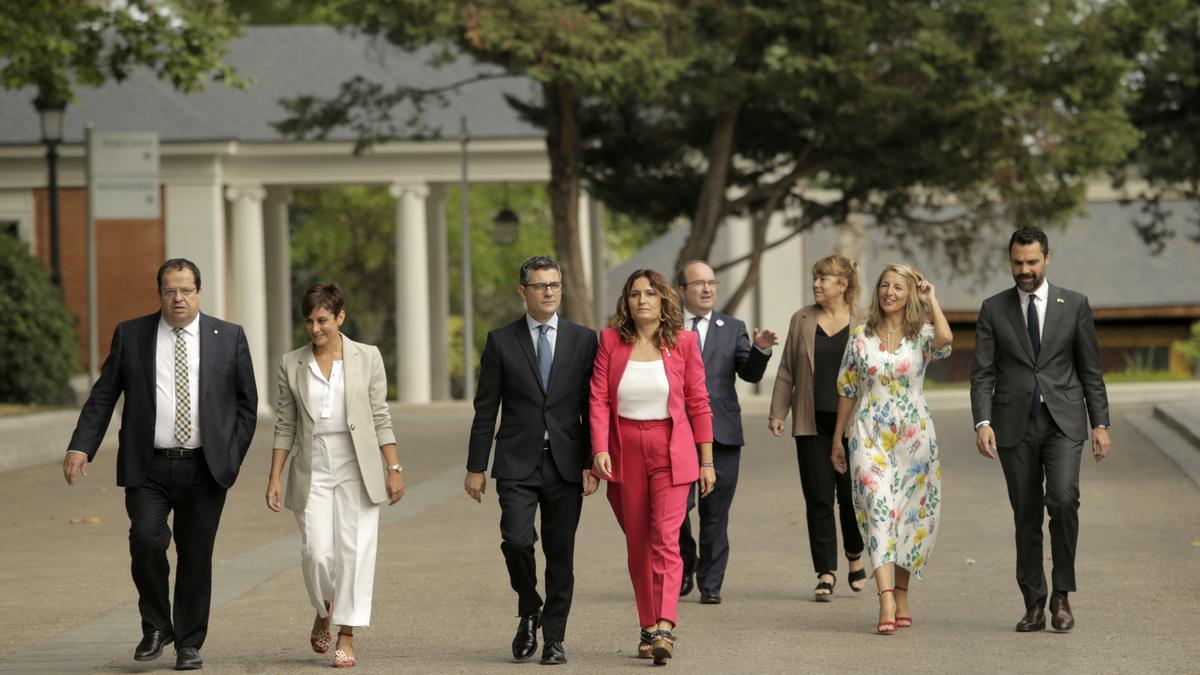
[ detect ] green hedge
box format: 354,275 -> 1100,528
0,236 -> 77,404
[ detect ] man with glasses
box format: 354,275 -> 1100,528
466,255 -> 599,665
63,258 -> 257,670
676,260 -> 777,604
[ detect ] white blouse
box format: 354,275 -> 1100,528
617,359 -> 670,420
308,359 -> 349,435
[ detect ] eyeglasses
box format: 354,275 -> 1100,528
524,282 -> 564,294
160,287 -> 197,298
683,280 -> 719,290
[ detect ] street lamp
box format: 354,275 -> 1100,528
34,96 -> 66,287
492,206 -> 520,246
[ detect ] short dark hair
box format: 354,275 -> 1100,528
157,258 -> 202,291
675,260 -> 711,287
301,282 -> 345,318
519,256 -> 561,285
1009,226 -> 1049,256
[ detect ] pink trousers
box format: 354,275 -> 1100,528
607,418 -> 691,628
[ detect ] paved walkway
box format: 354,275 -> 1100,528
1,394 -> 1198,673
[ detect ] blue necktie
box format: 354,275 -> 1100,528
1027,296 -> 1041,416
537,324 -> 553,390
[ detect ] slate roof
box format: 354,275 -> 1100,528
0,26 -> 542,145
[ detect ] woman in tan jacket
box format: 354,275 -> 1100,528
265,283 -> 404,668
769,255 -> 867,601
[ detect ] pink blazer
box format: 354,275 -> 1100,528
589,327 -> 714,486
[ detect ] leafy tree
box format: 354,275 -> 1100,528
0,0 -> 242,105
274,0 -> 686,328
1117,0 -> 1200,251
0,235 -> 77,404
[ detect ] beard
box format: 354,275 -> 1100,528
1014,272 -> 1043,292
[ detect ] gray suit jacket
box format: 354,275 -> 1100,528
695,311 -> 771,447
272,334 -> 396,512
970,284 -> 1110,446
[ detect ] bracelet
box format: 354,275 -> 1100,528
700,462 -> 714,468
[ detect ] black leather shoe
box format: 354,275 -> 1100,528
174,646 -> 203,670
512,610 -> 541,661
699,588 -> 722,604
680,568 -> 695,597
540,640 -> 567,665
1015,606 -> 1046,632
133,629 -> 173,661
1050,592 -> 1074,632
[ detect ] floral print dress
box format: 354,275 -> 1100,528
836,323 -> 950,578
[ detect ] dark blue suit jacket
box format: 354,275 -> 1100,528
694,311 -> 771,447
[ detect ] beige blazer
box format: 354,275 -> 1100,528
769,304 -> 866,436
272,334 -> 396,512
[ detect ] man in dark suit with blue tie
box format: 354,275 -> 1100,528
971,227 -> 1111,633
63,259 -> 257,670
466,256 -> 599,665
676,260 -> 777,604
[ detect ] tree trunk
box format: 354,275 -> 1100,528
543,81 -> 594,327
674,100 -> 743,273
720,201 -> 773,317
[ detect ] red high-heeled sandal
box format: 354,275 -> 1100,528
895,584 -> 912,627
877,588 -> 897,634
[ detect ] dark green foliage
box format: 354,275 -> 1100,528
0,236 -> 77,404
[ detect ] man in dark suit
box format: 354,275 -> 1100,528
676,260 -> 777,604
63,258 -> 257,670
466,255 -> 599,665
970,227 -> 1110,633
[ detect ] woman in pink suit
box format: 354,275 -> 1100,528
590,269 -> 715,665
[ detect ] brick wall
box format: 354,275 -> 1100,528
33,187 -> 164,372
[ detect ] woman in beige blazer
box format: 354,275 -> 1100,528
265,283 -> 404,669
769,255 -> 867,601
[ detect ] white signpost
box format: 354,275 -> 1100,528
84,129 -> 161,380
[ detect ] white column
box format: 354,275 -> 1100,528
264,187 -> 292,405
390,181 -> 432,403
165,161 -> 226,318
225,184 -> 270,415
425,186 -> 450,400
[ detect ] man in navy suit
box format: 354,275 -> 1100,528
676,260 -> 777,604
63,259 -> 257,670
466,256 -> 599,665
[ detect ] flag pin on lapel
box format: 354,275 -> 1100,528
1056,298 -> 1065,304
715,319 -> 725,327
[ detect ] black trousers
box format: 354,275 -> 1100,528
495,444 -> 583,642
795,412 -> 863,574
998,405 -> 1083,609
124,452 -> 227,649
678,442 -> 740,591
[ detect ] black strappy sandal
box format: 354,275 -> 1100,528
638,628 -> 655,659
814,572 -> 836,602
846,552 -> 868,593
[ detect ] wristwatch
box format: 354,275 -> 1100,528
387,463 -> 403,473
1094,425 -> 1108,430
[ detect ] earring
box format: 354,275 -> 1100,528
660,313 -> 666,322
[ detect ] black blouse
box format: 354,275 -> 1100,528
813,323 -> 850,414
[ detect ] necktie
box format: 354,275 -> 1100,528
537,324 -> 552,390
1027,296 -> 1041,416
173,327 -> 191,444
691,316 -> 702,349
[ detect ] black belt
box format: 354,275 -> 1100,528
154,447 -> 201,459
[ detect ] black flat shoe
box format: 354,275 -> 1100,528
1016,606 -> 1046,632
134,629 -> 173,661
174,646 -> 203,670
540,640 -> 567,665
512,610 -> 541,661
680,567 -> 695,597
814,572 -> 836,602
699,588 -> 721,604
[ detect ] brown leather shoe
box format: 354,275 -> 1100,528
1015,606 -> 1045,632
1050,593 -> 1074,631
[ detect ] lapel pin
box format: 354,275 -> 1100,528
715,319 -> 725,327
1056,298 -> 1065,304
213,329 -> 219,333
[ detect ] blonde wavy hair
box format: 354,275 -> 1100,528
811,254 -> 860,307
865,263 -> 927,341
610,269 -> 683,350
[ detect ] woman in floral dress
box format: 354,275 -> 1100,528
831,263 -> 952,634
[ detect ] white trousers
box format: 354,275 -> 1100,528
294,431 -> 380,627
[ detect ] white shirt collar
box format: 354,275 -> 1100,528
159,312 -> 200,336
683,309 -> 712,325
526,313 -> 559,332
1018,280 -> 1049,304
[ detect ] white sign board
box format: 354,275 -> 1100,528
87,132 -> 160,219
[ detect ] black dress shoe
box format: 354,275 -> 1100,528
680,568 -> 695,597
512,610 -> 541,661
699,588 -> 722,604
133,629 -> 173,661
540,640 -> 567,665
174,646 -> 203,670
1015,605 -> 1046,632
1050,592 -> 1075,632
